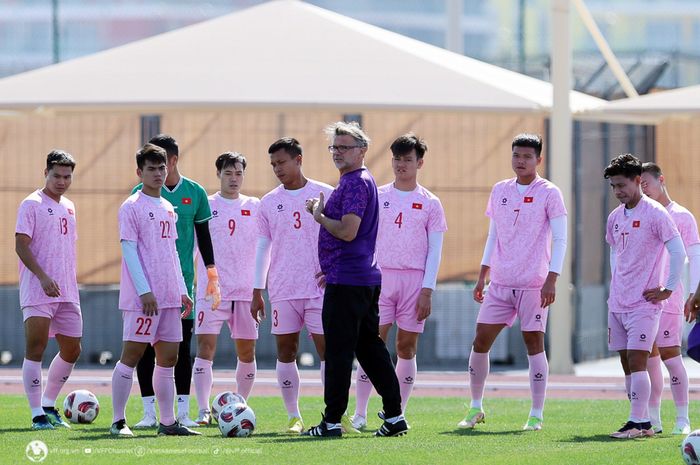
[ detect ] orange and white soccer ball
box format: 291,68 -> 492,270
682,430 -> 700,465
63,389 -> 100,424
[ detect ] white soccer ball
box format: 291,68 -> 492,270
62,389 -> 100,424
217,402 -> 256,437
682,430 -> 700,465
211,391 -> 246,421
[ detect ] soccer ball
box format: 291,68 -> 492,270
682,430 -> 700,465
63,389 -> 100,424
217,402 -> 256,437
211,391 -> 246,421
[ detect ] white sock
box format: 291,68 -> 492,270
142,395 -> 156,417
649,405 -> 661,426
384,414 -> 405,424
470,399 -> 483,409
177,394 -> 189,417
677,405 -> 690,424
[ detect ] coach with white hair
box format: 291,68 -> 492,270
303,121 -> 407,438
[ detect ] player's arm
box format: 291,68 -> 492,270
474,220 -> 496,303
194,221 -> 220,309
417,231 -> 444,321
644,235 -> 685,304
541,215 -> 567,308
121,239 -> 158,316
684,244 -> 700,322
15,233 -> 61,297
251,236 -> 272,323
308,191 -> 361,242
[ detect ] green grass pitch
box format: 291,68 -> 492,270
2,394 -> 692,464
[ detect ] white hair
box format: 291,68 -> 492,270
324,121 -> 371,146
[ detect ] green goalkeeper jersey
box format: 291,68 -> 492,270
132,175 -> 211,318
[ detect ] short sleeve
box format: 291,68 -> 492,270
605,214 -> 614,246
15,201 -> 35,238
427,198 -> 448,233
193,184 -> 213,224
341,177 -> 368,218
119,204 -> 139,242
546,186 -> 567,220
654,208 -> 679,244
679,211 -> 700,248
257,204 -> 272,240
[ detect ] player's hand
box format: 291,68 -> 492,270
39,274 -> 61,297
473,279 -> 485,303
315,271 -> 326,289
308,192 -> 325,223
140,292 -> 158,316
540,275 -> 557,308
180,294 -> 193,319
643,286 -> 672,304
205,266 -> 221,310
251,289 -> 266,324
417,288 -> 432,321
685,293 -> 700,322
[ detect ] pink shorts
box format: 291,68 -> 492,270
608,308 -> 660,352
655,311 -> 683,348
122,308 -> 182,345
477,283 -> 547,332
379,269 -> 425,333
195,300 -> 259,340
23,302 -> 82,338
270,297 -> 324,335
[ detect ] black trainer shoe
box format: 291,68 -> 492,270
31,415 -> 55,430
110,419 -> 134,437
43,406 -> 71,428
375,418 -> 409,437
301,416 -> 342,438
157,421 -> 202,436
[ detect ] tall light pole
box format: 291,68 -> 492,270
548,0 -> 575,374
52,0 -> 59,63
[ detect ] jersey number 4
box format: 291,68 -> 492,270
394,212 -> 403,229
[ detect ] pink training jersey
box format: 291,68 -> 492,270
376,183 -> 447,271
15,189 -> 79,307
606,195 -> 680,313
258,179 -> 333,302
118,191 -> 183,311
196,193 -> 260,301
485,176 -> 567,290
660,201 -> 700,314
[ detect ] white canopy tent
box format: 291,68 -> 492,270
0,0 -> 601,113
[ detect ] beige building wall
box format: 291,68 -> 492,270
656,116 -> 700,220
0,109 -> 544,285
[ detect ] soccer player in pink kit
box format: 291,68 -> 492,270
192,152 -> 260,425
109,144 -> 199,437
250,137 -> 333,433
640,162 -> 698,435
351,134 -> 447,429
459,133 -> 567,432
16,150 -> 82,430
604,154 -> 685,439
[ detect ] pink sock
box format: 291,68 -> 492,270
111,361 -> 134,423
396,357 -> 417,414
625,374 -> 631,401
276,360 -> 300,417
468,350 -> 489,408
23,358 -> 43,418
192,357 -> 213,411
235,359 -> 256,400
647,355 -> 663,417
664,355 -> 689,415
153,365 -> 176,426
320,361 -> 325,387
630,371 -> 651,422
354,364 -> 373,418
528,352 -> 548,415
41,354 -> 74,407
